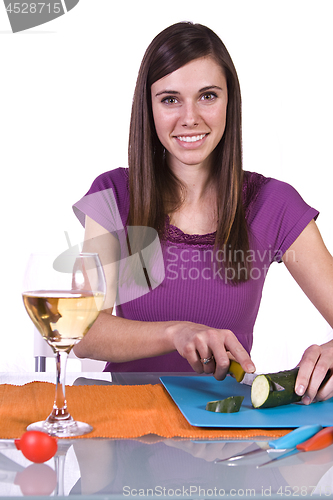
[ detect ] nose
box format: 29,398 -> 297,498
181,100 -> 200,127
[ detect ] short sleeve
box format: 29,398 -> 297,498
72,168 -> 129,234
247,178 -> 319,263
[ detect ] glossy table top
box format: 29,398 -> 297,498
0,372 -> 332,499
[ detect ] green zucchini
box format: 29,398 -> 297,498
206,396 -> 244,413
251,366 -> 332,409
251,367 -> 301,409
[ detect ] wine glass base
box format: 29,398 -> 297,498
27,420 -> 93,438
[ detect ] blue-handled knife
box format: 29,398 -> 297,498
215,424 -> 323,464
257,426 -> 333,468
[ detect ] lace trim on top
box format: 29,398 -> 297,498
164,171 -> 269,248
165,216 -> 216,248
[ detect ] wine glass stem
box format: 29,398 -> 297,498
48,351 -> 71,422
54,454 -> 65,496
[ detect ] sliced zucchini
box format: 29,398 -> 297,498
206,396 -> 244,413
251,367 -> 301,409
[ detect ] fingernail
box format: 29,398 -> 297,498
302,396 -> 311,405
296,385 -> 305,396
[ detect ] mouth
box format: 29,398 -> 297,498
176,133 -> 208,143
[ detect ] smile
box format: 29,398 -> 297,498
176,134 -> 207,143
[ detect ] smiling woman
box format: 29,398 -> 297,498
151,57 -> 228,174
128,22 -> 247,281
72,22 -> 333,406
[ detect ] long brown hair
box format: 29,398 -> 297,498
128,22 -> 249,283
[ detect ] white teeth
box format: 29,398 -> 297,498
177,134 -> 206,143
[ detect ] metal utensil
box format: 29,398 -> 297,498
215,424 -> 322,464
257,425 -> 333,468
228,361 -> 284,390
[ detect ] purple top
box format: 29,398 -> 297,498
73,168 -> 318,372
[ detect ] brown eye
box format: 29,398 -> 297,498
161,97 -> 178,105
201,92 -> 217,101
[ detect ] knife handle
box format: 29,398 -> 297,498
228,360 -> 245,382
296,426 -> 333,452
268,424 -> 323,449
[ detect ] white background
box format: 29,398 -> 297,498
1,0 -> 332,373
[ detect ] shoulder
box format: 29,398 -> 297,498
73,168 -> 129,230
86,167 -> 129,196
243,171 -> 314,220
243,171 -> 319,261
242,171 -> 269,218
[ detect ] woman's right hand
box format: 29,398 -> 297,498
165,322 -> 256,380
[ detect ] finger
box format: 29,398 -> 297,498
182,347 -> 205,374
223,332 -> 256,374
213,356 -> 230,381
206,337 -> 233,380
295,345 -> 321,402
202,356 -> 216,375
315,371 -> 333,401
197,349 -> 216,374
184,347 -> 216,375
192,332 -> 219,375
207,335 -> 253,381
303,359 -> 332,404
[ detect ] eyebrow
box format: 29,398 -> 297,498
154,85 -> 223,97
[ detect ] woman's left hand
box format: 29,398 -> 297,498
295,340 -> 333,404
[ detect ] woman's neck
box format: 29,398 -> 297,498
168,156 -> 214,203
167,159 -> 217,235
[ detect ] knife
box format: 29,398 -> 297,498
228,361 -> 331,392
215,424 -> 323,464
257,426 -> 333,468
228,360 -> 284,390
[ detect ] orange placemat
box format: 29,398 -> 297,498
0,382 -> 290,440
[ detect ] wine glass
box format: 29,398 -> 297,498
22,252 -> 106,437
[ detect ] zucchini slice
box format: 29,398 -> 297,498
206,396 -> 244,413
251,367 -> 301,408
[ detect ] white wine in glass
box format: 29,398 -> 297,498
22,252 -> 106,437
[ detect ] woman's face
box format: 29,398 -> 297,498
151,56 -> 228,174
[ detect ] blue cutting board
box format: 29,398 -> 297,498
160,376 -> 333,428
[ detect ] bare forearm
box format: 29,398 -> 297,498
73,312 -> 176,363
283,220 -> 333,328
73,311 -> 255,380
283,220 -> 333,402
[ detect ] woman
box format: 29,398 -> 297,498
73,22 -> 333,404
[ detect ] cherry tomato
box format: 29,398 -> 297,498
15,431 -> 58,463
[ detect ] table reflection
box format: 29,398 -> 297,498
1,436 -> 333,497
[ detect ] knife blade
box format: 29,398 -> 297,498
257,426 -> 333,468
215,424 -> 323,464
228,360 -> 284,390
